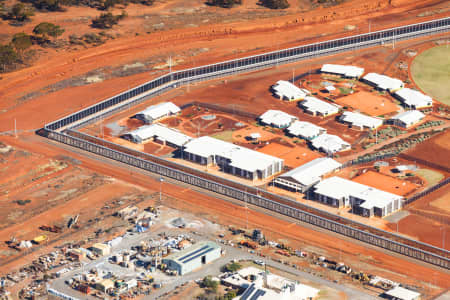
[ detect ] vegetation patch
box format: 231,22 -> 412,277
411,45 -> 450,105
414,169 -> 444,186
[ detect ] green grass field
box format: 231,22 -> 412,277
411,45 -> 450,105
211,130 -> 233,142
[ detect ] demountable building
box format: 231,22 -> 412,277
339,111 -> 383,130
274,158 -> 341,192
362,73 -> 404,92
122,124 -> 192,148
299,96 -> 340,117
135,102 -> 181,124
311,134 -> 350,154
390,110 -> 425,128
393,88 -> 433,109
271,80 -> 310,101
320,64 -> 365,78
259,110 -> 297,128
286,120 -> 326,140
182,136 -> 284,180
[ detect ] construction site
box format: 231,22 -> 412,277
0,0 -> 449,299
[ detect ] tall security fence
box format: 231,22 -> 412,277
40,17 -> 450,269
404,177 -> 450,205
39,128 -> 450,269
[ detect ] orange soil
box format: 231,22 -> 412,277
405,130 -> 450,170
257,142 -> 321,168
352,170 -> 418,196
2,133 -> 450,291
335,91 -> 400,116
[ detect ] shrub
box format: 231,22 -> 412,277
258,0 -> 289,9
24,0 -> 64,11
223,261 -> 241,272
202,276 -> 218,292
15,199 -> 31,205
207,0 -> 241,8
7,3 -> 34,22
33,22 -> 64,43
91,11 -> 126,29
0,44 -> 19,72
11,32 -> 32,54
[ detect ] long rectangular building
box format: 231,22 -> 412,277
259,110 -> 297,128
286,120 -> 326,140
135,102 -> 181,124
339,111 -> 383,130
122,124 -> 192,147
321,64 -> 365,78
274,158 -> 341,193
393,88 -> 433,109
182,136 -> 284,180
271,80 -> 310,101
299,96 -> 340,117
313,176 -> 403,217
362,73 -> 404,92
310,133 -> 350,154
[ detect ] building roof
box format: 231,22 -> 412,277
321,64 -> 365,78
184,136 -> 283,173
272,80 -> 310,100
164,241 -> 220,265
278,158 -> 342,186
311,134 -> 350,153
340,111 -> 383,129
391,110 -> 425,125
300,96 -> 340,115
385,286 -> 421,300
314,177 -> 403,209
394,88 -> 433,108
362,73 -> 404,91
259,110 -> 297,127
136,102 -> 180,120
287,120 -> 326,139
126,124 -> 192,147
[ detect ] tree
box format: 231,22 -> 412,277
91,11 -> 126,29
223,262 -> 242,272
11,33 -> 32,55
207,0 -> 241,8
23,0 -> 63,11
0,44 -> 19,72
7,3 -> 34,22
33,22 -> 64,42
202,276 -> 218,293
258,0 -> 290,9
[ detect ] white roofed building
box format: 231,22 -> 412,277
286,121 -> 326,140
321,64 -> 365,78
182,136 -> 284,180
383,286 -> 421,300
299,96 -> 340,117
259,110 -> 297,128
390,110 -> 425,128
339,111 -> 383,130
274,158 -> 342,193
362,73 -> 404,92
122,124 -> 192,147
272,80 -> 310,101
394,88 -> 433,109
311,134 -> 350,154
135,102 -> 181,124
313,176 -> 403,217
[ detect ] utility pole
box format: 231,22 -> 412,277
159,176 -> 164,203
292,69 -> 295,84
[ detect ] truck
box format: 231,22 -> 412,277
239,240 -> 257,249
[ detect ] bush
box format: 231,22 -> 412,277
6,3 -> 34,22
11,32 -> 32,54
258,0 -> 289,9
202,276 -> 218,292
223,261 -> 241,272
33,22 -> 64,43
207,0 -> 241,8
15,199 -> 31,205
91,11 -> 126,29
0,44 -> 19,72
24,0 -> 64,11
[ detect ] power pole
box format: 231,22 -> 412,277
292,69 -> 295,84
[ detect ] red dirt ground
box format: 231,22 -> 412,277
404,130 -> 450,170
352,170 -> 418,196
335,91 -> 400,116
257,142 -> 321,168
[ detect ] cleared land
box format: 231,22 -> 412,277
405,130 -> 450,170
351,171 -> 418,196
335,91 -> 400,117
411,45 -> 450,105
414,168 -> 445,186
257,142 -> 321,169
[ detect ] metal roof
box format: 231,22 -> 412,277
311,134 -> 350,154
164,241 -> 220,265
394,88 -> 433,108
362,73 -> 404,91
136,102 -> 181,120
300,96 -> 340,115
272,80 -> 310,100
278,158 -> 341,186
385,286 -> 421,300
321,64 -> 365,78
391,110 -> 425,125
183,136 -> 283,172
314,176 -> 403,209
259,110 -> 297,127
287,120 -> 326,139
126,124 -> 192,147
340,111 -> 383,129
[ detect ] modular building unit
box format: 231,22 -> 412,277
389,110 -> 425,128
393,88 -> 433,109
162,241 -> 221,275
298,96 -> 340,117
135,102 -> 181,124
320,64 -> 365,78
